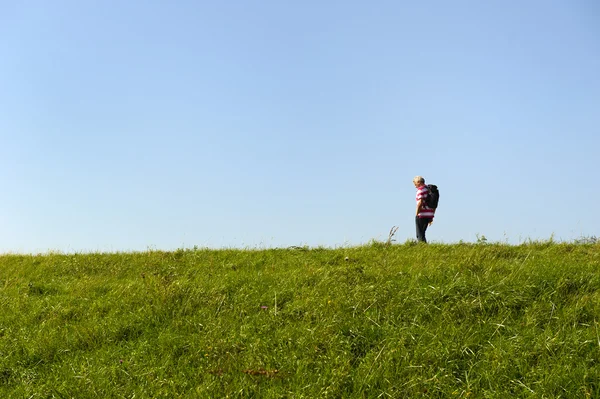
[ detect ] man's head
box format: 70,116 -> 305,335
413,176 -> 425,188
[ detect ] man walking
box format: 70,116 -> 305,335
413,176 -> 435,243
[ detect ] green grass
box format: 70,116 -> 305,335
1,242 -> 599,398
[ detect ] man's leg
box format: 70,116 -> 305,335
416,216 -> 427,243
416,217 -> 432,243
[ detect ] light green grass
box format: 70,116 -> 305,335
1,242 -> 599,398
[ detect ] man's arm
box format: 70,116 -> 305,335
416,199 -> 422,216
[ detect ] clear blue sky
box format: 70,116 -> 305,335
1,1 -> 598,252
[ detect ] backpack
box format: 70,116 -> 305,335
425,184 -> 439,209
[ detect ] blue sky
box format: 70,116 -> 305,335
1,1 -> 598,252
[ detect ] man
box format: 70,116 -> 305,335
413,176 -> 435,243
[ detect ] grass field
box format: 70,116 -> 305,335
1,241 -> 599,398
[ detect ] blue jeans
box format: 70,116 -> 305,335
416,216 -> 432,243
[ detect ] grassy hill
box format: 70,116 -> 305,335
1,242 -> 599,398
